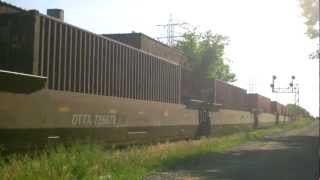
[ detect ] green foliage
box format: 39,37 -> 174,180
299,0 -> 319,60
176,30 -> 236,82
299,0 -> 319,39
287,104 -> 312,119
0,118 -> 312,180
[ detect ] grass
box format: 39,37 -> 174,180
0,118 -> 313,180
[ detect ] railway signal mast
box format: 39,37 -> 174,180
270,75 -> 300,105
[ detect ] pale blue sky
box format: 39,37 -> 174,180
7,0 -> 319,116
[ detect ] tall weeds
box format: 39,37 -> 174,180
0,118 -> 312,180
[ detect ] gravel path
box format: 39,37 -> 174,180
145,121 -> 319,180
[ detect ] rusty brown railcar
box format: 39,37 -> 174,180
0,9 -> 195,151
247,93 -> 272,113
181,75 -> 248,112
271,101 -> 281,114
214,80 -> 248,111
0,1 -> 285,151
181,69 -> 215,103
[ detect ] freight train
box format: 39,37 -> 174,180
0,2 -> 289,151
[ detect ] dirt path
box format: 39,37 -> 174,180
146,121 -> 319,180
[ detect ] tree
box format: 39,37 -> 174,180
299,0 -> 319,39
176,30 -> 236,82
287,104 -> 312,119
299,0 -> 319,59
299,0 -> 319,120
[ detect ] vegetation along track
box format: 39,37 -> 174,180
0,118 -> 314,180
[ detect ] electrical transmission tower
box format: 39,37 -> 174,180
156,14 -> 188,46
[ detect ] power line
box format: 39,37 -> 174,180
156,14 -> 189,46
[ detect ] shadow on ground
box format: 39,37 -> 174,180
169,135 -> 318,180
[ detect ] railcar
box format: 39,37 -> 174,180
0,2 -> 288,151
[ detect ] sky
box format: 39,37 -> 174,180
7,0 -> 319,116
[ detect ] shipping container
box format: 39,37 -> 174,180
271,101 -> 281,114
0,10 -> 181,103
181,76 -> 248,111
215,80 -> 248,111
181,69 -> 215,103
0,1 -> 25,14
248,93 -> 271,113
103,33 -> 187,65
